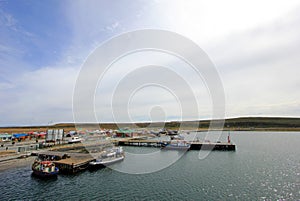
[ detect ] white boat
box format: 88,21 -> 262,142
68,136 -> 82,144
89,147 -> 124,166
171,134 -> 185,140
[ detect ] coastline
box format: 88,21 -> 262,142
1,117 -> 300,133
1,127 -> 300,134
0,156 -> 35,172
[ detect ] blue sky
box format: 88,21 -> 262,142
1,1 -> 70,70
1,0 -> 300,125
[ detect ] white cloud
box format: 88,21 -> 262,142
204,9 -> 300,117
106,21 -> 120,32
152,0 -> 300,43
1,1 -> 300,125
0,9 -> 17,28
0,66 -> 79,125
91,50 -> 212,123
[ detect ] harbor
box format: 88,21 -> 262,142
26,137 -> 235,174
1,131 -> 298,200
1,128 -> 236,175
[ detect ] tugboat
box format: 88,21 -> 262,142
32,160 -> 59,178
89,147 -> 124,167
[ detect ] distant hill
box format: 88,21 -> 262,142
1,117 -> 300,133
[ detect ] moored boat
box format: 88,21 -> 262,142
170,134 -> 185,140
89,147 -> 124,167
32,160 -> 59,178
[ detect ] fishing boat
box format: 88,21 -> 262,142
32,160 -> 59,178
89,147 -> 124,167
161,141 -> 190,151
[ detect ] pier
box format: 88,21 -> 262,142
33,151 -> 94,174
190,142 -> 236,151
114,138 -> 236,151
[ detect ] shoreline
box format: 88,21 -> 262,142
1,117 -> 300,133
1,127 -> 300,134
0,156 -> 35,172
0,128 -> 299,173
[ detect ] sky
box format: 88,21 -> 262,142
1,0 -> 300,125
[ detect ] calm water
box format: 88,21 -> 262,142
0,132 -> 299,200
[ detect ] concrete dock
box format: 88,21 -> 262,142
114,138 -> 236,151
190,142 -> 236,151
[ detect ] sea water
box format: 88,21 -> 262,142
0,131 -> 299,200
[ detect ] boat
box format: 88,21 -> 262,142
150,130 -> 160,137
167,130 -> 178,135
32,160 -> 59,178
161,141 -> 190,151
170,134 -> 185,140
89,147 -> 124,167
68,136 -> 82,144
158,129 -> 167,134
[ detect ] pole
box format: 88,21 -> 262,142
227,125 -> 231,143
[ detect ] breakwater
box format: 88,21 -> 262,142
114,139 -> 236,151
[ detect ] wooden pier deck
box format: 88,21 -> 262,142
54,155 -> 94,173
33,151 -> 95,174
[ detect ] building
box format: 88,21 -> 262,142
0,134 -> 12,142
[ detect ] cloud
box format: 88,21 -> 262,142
106,21 -> 120,32
0,66 -> 79,125
0,9 -> 17,28
1,1 -> 300,125
203,8 -> 300,117
154,0 -> 300,43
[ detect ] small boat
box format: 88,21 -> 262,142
170,134 -> 185,140
150,130 -> 160,137
68,136 -> 82,144
167,130 -> 178,135
89,147 -> 124,167
161,141 -> 190,151
32,160 -> 59,178
158,129 -> 167,134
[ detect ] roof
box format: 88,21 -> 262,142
13,133 -> 28,138
34,133 -> 46,136
116,128 -> 134,133
0,134 -> 12,138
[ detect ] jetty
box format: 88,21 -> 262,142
32,151 -> 94,174
113,138 -> 236,151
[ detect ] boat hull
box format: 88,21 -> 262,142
32,168 -> 59,178
89,156 -> 124,167
68,140 -> 81,144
